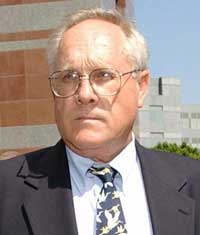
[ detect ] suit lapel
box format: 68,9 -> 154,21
17,140 -> 78,235
136,142 -> 195,235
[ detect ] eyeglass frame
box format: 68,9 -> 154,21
48,68 -> 141,98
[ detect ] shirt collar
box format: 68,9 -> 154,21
66,133 -> 137,188
109,134 -> 137,184
66,146 -> 94,185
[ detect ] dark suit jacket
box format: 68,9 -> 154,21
1,139 -> 200,235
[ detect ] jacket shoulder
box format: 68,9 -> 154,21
151,147 -> 200,171
136,141 -> 200,178
0,146 -> 54,186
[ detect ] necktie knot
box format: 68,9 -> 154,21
89,166 -> 116,184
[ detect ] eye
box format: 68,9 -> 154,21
93,69 -> 116,81
61,70 -> 80,82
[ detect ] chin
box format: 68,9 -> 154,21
68,130 -> 109,150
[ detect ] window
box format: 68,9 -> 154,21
192,138 -> 200,144
158,77 -> 163,95
181,112 -> 189,119
182,137 -> 189,143
191,119 -> 200,129
191,112 -> 200,119
150,105 -> 163,111
181,119 -> 190,129
150,132 -> 164,146
181,112 -> 190,129
150,132 -> 164,139
149,105 -> 163,129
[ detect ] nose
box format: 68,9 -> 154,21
76,79 -> 99,105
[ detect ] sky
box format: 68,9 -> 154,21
133,0 -> 200,104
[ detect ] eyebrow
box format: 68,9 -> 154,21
60,56 -> 113,72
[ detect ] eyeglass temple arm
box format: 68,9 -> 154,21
121,69 -> 141,76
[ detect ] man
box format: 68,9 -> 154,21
0,8 -> 200,235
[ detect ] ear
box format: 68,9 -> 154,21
137,70 -> 150,108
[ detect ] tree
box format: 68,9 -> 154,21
153,142 -> 200,160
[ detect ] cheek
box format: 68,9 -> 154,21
111,94 -> 138,128
55,100 -> 64,120
54,99 -> 72,128
119,85 -> 139,111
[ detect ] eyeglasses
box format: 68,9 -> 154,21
49,68 -> 140,98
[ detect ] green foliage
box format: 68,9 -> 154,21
153,142 -> 200,160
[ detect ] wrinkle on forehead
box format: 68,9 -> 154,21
58,19 -> 128,71
59,49 -> 118,72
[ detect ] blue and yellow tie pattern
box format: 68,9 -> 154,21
89,166 -> 128,235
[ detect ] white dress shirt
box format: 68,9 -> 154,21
66,135 -> 153,235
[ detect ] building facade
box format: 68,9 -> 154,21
135,77 -> 200,149
181,105 -> 200,148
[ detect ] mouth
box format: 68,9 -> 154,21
75,114 -> 103,122
76,117 -> 101,121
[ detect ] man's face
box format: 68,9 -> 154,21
54,19 -> 149,161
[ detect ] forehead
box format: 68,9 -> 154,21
58,19 -> 128,69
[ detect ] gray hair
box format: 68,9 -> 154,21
47,8 -> 149,74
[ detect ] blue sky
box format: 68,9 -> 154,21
134,0 -> 200,104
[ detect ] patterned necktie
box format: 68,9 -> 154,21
89,166 -> 128,235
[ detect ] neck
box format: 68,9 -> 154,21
64,133 -> 133,163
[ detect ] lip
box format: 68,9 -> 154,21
75,114 -> 103,121
76,117 -> 101,120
